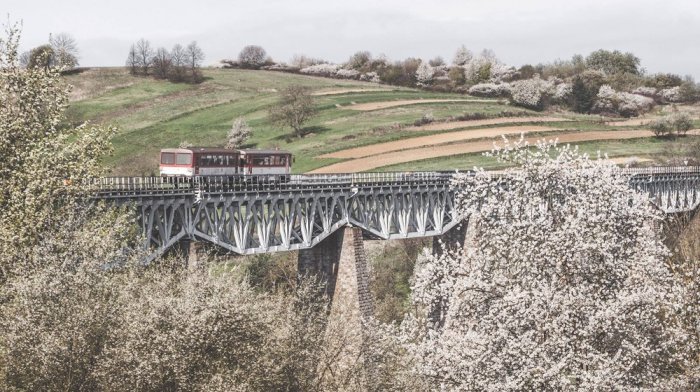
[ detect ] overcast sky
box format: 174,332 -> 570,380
6,0 -> 700,79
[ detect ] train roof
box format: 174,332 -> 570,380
239,149 -> 291,155
160,147 -> 291,155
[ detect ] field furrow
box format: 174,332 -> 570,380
310,130 -> 700,173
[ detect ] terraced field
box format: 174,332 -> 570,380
65,67 -> 700,174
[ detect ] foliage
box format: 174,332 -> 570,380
468,82 -> 511,98
415,60 -> 434,86
650,112 -> 694,137
0,25 -> 116,280
585,49 -> 641,75
570,71 -> 605,113
592,85 -> 655,117
49,32 -> 79,69
398,139 -> 693,390
226,117 -> 252,149
508,76 -> 555,110
268,85 -> 318,138
238,45 -> 267,69
26,44 -> 54,70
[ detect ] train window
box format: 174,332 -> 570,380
176,153 -> 192,165
161,153 -> 175,164
280,156 -> 286,165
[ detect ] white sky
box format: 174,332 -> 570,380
6,0 -> 700,79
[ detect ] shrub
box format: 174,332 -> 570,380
226,117 -> 252,149
508,77 -> 555,110
413,112 -> 434,126
468,82 -> 511,97
660,86 -> 682,103
650,117 -> 672,137
336,68 -> 360,79
300,63 -> 339,77
238,45 -> 267,69
415,61 -> 435,86
359,71 -> 380,83
592,85 -> 655,117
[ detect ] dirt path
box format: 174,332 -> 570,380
407,116 -> 571,132
310,130 -> 700,173
320,126 -> 565,159
607,118 -> 659,126
312,88 -> 394,96
346,98 -> 501,111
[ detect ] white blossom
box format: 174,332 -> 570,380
415,60 -> 435,86
509,77 -> 555,109
468,82 -> 511,97
299,63 -> 340,76
593,85 -> 655,117
399,139 -> 693,390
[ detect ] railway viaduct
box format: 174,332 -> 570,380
92,167 -> 700,327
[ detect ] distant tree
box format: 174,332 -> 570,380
518,64 -> 536,79
169,43 -> 186,82
570,71 -> 605,113
585,49 -> 641,75
452,45 -> 472,66
648,73 -> 684,89
238,45 -> 267,69
125,44 -> 138,75
428,56 -> 445,67
269,85 -> 317,138
49,32 -> 79,69
415,61 -> 435,86
447,66 -> 466,86
347,50 -> 371,70
135,38 -> 154,75
152,47 -> 171,79
289,54 -> 323,69
27,44 -> 55,70
185,41 -> 204,82
226,117 -> 252,149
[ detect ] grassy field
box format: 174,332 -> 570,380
64,67 -> 699,175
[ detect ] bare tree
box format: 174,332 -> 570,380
126,44 -> 138,75
269,85 -> 317,138
170,43 -> 186,82
185,41 -> 204,82
226,117 -> 252,149
49,32 -> 79,69
238,45 -> 267,69
135,38 -> 153,75
152,47 -> 171,79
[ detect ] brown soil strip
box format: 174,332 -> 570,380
346,99 -> 501,111
320,126 -> 564,159
310,130 -> 700,173
407,116 -> 571,132
312,88 -> 394,96
607,118 -> 659,126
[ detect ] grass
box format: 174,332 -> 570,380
378,136 -> 700,172
64,67 -> 699,175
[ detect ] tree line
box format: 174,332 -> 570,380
126,38 -> 205,83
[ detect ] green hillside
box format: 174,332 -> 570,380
64,68 -> 698,175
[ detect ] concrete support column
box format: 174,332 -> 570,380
297,226 -> 375,388
183,240 -> 206,270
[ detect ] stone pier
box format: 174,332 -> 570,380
297,226 -> 375,388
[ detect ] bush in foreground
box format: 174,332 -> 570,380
395,139 -> 694,390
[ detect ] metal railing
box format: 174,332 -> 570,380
87,167 -> 700,197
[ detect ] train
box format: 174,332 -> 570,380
159,147 -> 293,181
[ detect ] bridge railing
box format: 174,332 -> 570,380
87,171 -> 458,196
87,167 -> 700,197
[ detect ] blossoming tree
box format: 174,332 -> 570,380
403,138 -> 693,390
